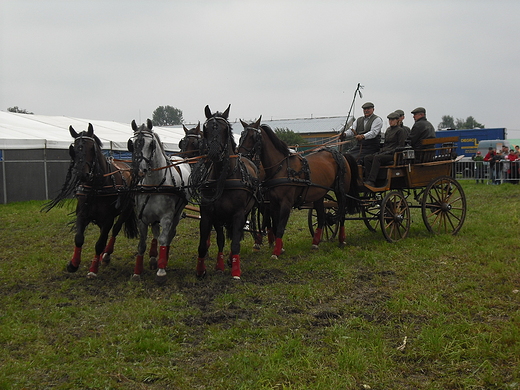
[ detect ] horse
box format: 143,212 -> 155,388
43,123 -> 138,278
128,119 -> 191,284
178,122 -> 203,159
189,105 -> 259,279
238,117 -> 359,259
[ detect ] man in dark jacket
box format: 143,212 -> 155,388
408,107 -> 435,150
364,112 -> 408,189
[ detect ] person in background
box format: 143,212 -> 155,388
507,149 -> 518,182
472,151 -> 485,184
341,102 -> 383,163
484,147 -> 497,184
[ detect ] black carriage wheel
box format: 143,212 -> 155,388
422,176 -> 467,235
380,191 -> 410,243
361,194 -> 382,232
307,194 -> 339,241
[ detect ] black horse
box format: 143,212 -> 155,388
44,123 -> 137,277
189,105 -> 259,279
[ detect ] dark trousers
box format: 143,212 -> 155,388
350,141 -> 381,163
364,153 -> 394,183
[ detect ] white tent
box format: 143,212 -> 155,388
0,111 -> 185,151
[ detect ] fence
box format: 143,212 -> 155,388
454,160 -> 520,184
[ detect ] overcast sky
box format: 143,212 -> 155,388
1,0 -> 519,137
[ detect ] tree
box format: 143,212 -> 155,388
438,114 -> 484,130
152,106 -> 183,126
274,127 -> 307,147
8,106 -> 33,114
438,115 -> 455,130
455,116 -> 484,129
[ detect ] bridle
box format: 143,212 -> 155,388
130,129 -> 156,177
238,125 -> 263,164
71,135 -> 103,183
204,116 -> 232,162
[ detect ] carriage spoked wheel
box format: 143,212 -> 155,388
361,193 -> 382,232
421,176 -> 466,235
307,193 -> 339,241
380,191 -> 410,243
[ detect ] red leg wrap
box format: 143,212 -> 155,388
158,246 -> 169,270
149,238 -> 158,258
89,255 -> 101,274
196,257 -> 206,276
134,255 -> 144,275
104,236 -> 116,255
215,252 -> 225,271
71,246 -> 82,268
273,238 -> 283,256
312,227 -> 323,245
231,254 -> 241,279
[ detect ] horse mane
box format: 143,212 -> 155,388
42,130 -> 104,212
260,124 -> 290,157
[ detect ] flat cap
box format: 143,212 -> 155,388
411,107 -> 426,114
362,102 -> 374,109
394,109 -> 405,116
387,112 -> 400,120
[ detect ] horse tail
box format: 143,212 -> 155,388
344,153 -> 360,214
123,203 -> 139,239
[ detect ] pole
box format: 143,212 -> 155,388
343,83 -> 364,132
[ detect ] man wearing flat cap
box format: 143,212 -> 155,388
342,102 -> 383,162
394,109 -> 410,137
363,111 -> 408,189
408,107 -> 435,150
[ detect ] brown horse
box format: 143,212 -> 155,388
44,123 -> 138,277
189,105 -> 259,279
238,117 -> 358,259
178,122 -> 203,159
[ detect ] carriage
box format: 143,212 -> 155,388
306,135 -> 467,243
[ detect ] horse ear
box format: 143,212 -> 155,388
205,105 -> 212,119
87,123 -> 94,137
147,119 -> 153,130
222,104 -> 231,119
196,122 -> 201,133
131,120 -> 138,131
183,125 -> 189,134
253,116 -> 262,128
69,126 -> 79,138
240,119 -> 248,129
127,139 -> 134,153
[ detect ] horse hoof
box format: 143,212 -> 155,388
149,257 -> 157,270
131,274 -> 141,281
196,270 -> 206,279
271,254 -> 278,260
86,272 -> 97,279
338,241 -> 346,248
155,274 -> 167,285
67,262 -> 79,273
101,253 -> 111,265
232,275 -> 241,280
311,244 -> 319,250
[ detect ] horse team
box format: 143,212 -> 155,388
47,105 -> 358,283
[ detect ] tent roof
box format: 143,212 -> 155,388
0,111 -> 185,151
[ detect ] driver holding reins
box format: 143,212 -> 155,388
341,102 -> 383,163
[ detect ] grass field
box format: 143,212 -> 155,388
0,182 -> 519,389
